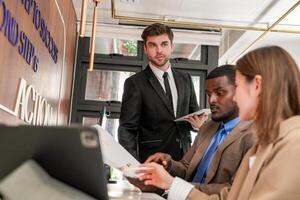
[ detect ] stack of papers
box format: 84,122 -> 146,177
93,125 -> 140,178
174,108 -> 211,122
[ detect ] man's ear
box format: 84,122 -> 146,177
253,74 -> 262,97
171,43 -> 174,52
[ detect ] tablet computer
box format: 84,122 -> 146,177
0,125 -> 108,200
174,108 -> 211,122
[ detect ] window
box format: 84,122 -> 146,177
85,70 -> 135,101
82,117 -> 99,126
172,43 -> 202,61
191,75 -> 201,105
72,38 -> 218,148
101,117 -> 119,141
92,38 -> 138,57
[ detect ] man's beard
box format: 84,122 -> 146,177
212,106 -> 238,122
149,57 -> 169,67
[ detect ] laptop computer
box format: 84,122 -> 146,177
0,124 -> 108,200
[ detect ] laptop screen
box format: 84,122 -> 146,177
0,125 -> 108,200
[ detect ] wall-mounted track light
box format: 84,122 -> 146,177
89,0 -> 101,71
79,0 -> 88,37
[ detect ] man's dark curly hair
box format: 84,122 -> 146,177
207,64 -> 236,85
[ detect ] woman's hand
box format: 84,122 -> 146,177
136,162 -> 174,190
126,176 -> 163,193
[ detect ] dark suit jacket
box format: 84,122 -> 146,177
168,120 -> 254,194
118,66 -> 199,162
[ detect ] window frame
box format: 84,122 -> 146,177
71,37 -> 218,124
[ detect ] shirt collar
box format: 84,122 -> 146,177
221,117 -> 240,133
149,62 -> 172,80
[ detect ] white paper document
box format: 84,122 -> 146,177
93,125 -> 141,178
174,108 -> 211,122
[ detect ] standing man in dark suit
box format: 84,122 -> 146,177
118,23 -> 199,162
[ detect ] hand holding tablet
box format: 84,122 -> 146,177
174,108 -> 211,122
123,166 -> 151,178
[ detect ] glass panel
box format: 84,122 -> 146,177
93,38 -> 138,56
191,76 -> 200,105
83,115 -> 123,181
82,116 -> 119,141
191,131 -> 198,145
190,75 -> 201,145
82,117 -> 99,126
102,117 -> 120,142
101,115 -> 122,180
85,70 -> 135,101
172,43 -> 201,61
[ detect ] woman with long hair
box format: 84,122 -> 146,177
137,46 -> 300,200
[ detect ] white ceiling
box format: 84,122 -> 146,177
115,0 -> 278,26
72,0 -> 300,26
71,0 -> 300,63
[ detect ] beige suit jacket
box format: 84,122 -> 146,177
169,120 -> 254,194
187,116 -> 300,200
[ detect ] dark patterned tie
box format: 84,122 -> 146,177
163,72 -> 173,111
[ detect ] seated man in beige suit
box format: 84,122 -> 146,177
144,64 -> 254,195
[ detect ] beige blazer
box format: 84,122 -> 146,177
169,120 -> 254,194
187,116 -> 300,200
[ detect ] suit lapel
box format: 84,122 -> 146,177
237,116 -> 300,199
186,122 -> 220,180
205,121 -> 252,183
237,144 -> 273,199
145,66 -> 174,117
227,147 -> 256,200
237,117 -> 300,199
173,69 -> 184,117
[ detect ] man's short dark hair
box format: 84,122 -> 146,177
206,64 -> 236,84
141,23 -> 174,44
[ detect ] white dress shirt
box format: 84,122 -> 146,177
168,177 -> 194,200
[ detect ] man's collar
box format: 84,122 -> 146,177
149,62 -> 172,79
221,117 -> 240,132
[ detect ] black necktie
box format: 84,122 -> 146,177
163,72 -> 173,111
